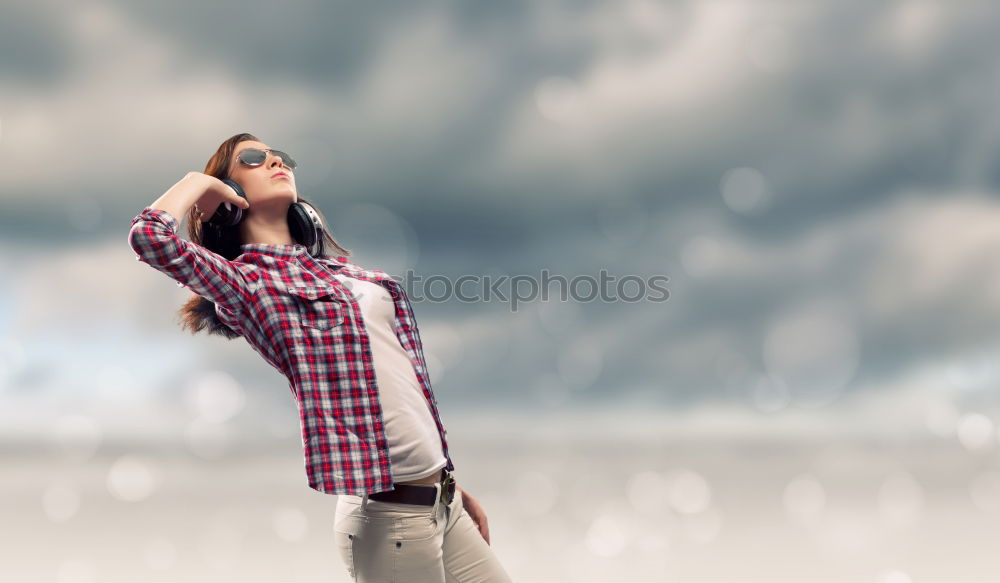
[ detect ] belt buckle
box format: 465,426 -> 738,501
440,471 -> 455,505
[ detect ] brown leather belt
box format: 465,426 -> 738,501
369,469 -> 456,506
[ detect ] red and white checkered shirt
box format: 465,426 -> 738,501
128,206 -> 454,496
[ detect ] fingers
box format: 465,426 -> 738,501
469,509 -> 490,544
194,198 -> 247,222
226,188 -> 250,209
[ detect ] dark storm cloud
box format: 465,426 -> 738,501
111,1 -> 417,87
0,2 -> 74,87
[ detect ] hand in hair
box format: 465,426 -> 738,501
149,171 -> 249,224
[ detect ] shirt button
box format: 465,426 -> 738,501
135,255 -> 141,261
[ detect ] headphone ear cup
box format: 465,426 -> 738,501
288,202 -> 324,256
208,179 -> 247,227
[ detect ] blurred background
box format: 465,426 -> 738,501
2,1 -> 1000,581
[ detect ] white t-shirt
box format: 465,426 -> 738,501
331,273 -> 448,482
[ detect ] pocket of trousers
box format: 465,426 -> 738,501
393,513 -> 440,542
334,530 -> 356,580
334,508 -> 399,579
361,500 -> 441,543
333,514 -> 364,580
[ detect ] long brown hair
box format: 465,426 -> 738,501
179,132 -> 351,338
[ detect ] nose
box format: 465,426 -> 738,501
266,152 -> 291,173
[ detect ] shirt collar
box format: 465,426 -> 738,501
238,242 -> 306,261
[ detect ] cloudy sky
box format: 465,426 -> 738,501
9,2 -> 1000,581
2,0 -> 1000,444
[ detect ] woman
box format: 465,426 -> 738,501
128,132 -> 513,582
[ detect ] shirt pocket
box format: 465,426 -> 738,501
286,283 -> 347,331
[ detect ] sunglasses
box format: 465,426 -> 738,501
236,147 -> 297,170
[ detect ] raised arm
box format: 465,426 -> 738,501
128,172 -> 257,314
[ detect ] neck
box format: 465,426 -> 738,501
238,207 -> 295,246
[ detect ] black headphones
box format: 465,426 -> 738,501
206,178 -> 326,257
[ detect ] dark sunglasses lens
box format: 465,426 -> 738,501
239,148 -> 267,166
273,150 -> 297,169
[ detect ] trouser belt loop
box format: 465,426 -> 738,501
361,492 -> 369,511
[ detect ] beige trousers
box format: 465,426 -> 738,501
334,484 -> 514,582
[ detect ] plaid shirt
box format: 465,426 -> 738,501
128,206 -> 454,496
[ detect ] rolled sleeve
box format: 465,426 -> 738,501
128,206 -> 258,313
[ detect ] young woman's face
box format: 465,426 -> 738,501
228,140 -> 297,206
